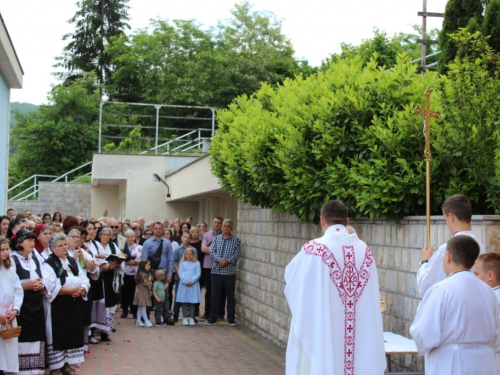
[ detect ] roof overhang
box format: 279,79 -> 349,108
0,13 -> 23,89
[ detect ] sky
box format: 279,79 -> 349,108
0,0 -> 448,105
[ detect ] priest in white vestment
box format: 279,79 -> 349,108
285,200 -> 386,375
410,236 -> 500,375
417,194 -> 486,297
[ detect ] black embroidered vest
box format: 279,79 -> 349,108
44,253 -> 79,284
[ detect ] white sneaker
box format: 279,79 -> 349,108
189,318 -> 195,326
183,318 -> 189,326
144,320 -> 153,327
136,321 -> 145,327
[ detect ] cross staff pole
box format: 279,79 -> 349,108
414,88 -> 440,249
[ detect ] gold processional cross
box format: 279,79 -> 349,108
414,88 -> 440,250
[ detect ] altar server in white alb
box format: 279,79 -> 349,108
417,194 -> 485,297
474,252 -> 500,369
410,236 -> 500,375
284,200 -> 385,375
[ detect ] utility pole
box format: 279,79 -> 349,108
417,0 -> 443,73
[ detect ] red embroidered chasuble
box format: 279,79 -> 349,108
304,240 -> 374,375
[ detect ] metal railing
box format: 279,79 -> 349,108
9,101 -> 217,201
139,128 -> 212,155
167,137 -> 209,155
386,51 -> 441,72
99,101 -> 216,154
8,162 -> 92,201
8,175 -> 58,201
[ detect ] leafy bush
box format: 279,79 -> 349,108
210,33 -> 500,223
433,30 -> 500,210
211,54 -> 441,223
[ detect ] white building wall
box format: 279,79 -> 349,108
0,73 -> 9,214
0,14 -> 23,214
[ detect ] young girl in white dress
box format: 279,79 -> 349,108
0,237 -> 23,374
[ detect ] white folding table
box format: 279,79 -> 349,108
384,332 -> 423,374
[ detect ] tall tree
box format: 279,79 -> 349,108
54,0 -> 130,87
324,27 -> 440,69
483,0 -> 500,51
438,0 -> 484,73
108,19 -> 215,104
9,73 -> 101,184
214,1 -> 300,104
108,2 -> 304,108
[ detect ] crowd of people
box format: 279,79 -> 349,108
0,208 -> 241,375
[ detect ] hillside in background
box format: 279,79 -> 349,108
10,102 -> 38,155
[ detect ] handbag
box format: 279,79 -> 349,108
149,239 -> 163,270
165,313 -> 175,325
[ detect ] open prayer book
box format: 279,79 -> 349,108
105,252 -> 128,264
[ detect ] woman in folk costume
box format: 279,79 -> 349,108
10,229 -> 47,375
42,232 -> 90,375
84,221 -> 109,344
33,224 -> 53,263
121,229 -> 142,320
66,227 -> 99,352
92,227 -> 121,342
0,237 -> 23,374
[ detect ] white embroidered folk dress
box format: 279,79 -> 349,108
95,242 -> 124,330
68,248 -> 99,278
410,271 -> 500,375
417,231 -> 485,297
33,248 -> 51,263
42,257 -> 90,370
87,241 -> 111,334
11,252 -> 47,375
284,225 -> 386,375
124,244 -> 142,276
0,264 -> 23,373
33,247 -> 52,344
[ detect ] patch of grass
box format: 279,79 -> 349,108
72,176 -> 92,183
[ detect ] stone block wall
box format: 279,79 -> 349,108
7,182 -> 91,218
235,202 -> 500,372
236,202 -> 321,346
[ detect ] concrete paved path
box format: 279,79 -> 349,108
77,316 -> 286,375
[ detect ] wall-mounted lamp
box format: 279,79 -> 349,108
153,173 -> 171,198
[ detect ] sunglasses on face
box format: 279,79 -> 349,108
110,226 -> 119,229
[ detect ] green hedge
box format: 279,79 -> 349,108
210,36 -> 500,223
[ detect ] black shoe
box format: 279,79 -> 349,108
173,314 -> 179,323
120,313 -> 127,318
205,319 -> 217,325
228,321 -> 237,326
199,315 -> 208,321
100,333 -> 111,342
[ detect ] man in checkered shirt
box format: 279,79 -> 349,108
206,219 -> 241,326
